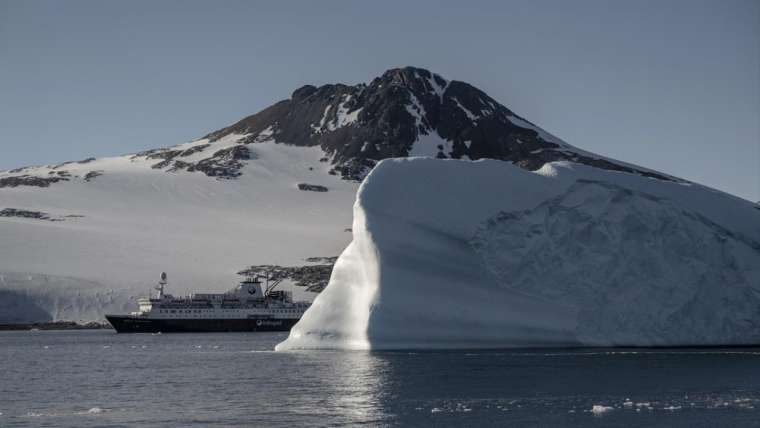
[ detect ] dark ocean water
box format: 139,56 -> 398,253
1,330 -> 759,427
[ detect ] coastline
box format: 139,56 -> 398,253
0,321 -> 112,331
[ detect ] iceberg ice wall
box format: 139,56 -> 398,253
277,158 -> 760,350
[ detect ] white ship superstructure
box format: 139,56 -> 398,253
106,273 -> 310,333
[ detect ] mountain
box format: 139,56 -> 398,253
277,158 -> 760,350
0,66 -> 732,324
167,66 -> 676,182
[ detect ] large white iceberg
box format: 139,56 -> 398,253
277,158 -> 760,350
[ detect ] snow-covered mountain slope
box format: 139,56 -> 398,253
0,137 -> 358,322
277,158 -> 760,350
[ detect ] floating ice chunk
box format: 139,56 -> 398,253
277,158 -> 760,351
590,405 -> 614,415
75,407 -> 106,415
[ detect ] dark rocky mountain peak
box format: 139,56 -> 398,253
2,66 -> 676,186
199,65 -> 674,181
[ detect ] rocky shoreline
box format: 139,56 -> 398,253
0,321 -> 112,331
239,256 -> 337,292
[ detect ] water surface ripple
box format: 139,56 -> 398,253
1,330 -> 759,427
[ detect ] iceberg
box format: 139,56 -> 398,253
277,158 -> 760,350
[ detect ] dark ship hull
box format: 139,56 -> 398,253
106,315 -> 299,333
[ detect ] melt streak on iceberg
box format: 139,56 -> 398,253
276,158 -> 760,350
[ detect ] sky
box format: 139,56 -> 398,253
1,0 -> 758,201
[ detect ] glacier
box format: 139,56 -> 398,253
277,158 -> 760,350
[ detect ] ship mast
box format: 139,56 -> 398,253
155,272 -> 167,299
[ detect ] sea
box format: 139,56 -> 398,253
1,330 -> 759,427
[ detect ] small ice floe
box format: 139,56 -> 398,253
43,345 -> 49,349
141,345 -> 147,349
590,405 -> 614,416
26,411 -> 43,417
212,345 -> 219,349
431,408 -> 443,413
103,345 -> 110,349
635,402 -> 651,408
734,398 -> 756,409
195,345 -> 202,349
623,400 -> 634,408
75,407 -> 106,415
663,406 -> 681,411
130,345 -> 136,349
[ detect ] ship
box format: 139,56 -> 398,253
105,272 -> 310,333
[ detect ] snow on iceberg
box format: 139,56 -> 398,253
277,158 -> 760,350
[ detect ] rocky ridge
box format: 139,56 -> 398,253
1,66 -> 678,185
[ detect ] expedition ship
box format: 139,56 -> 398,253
106,273 -> 310,333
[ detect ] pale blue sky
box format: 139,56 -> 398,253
1,0 -> 758,201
